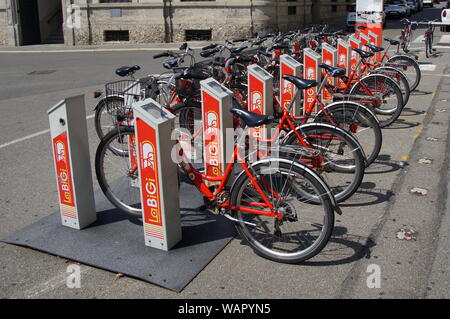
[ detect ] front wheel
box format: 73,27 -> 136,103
281,123 -> 366,203
230,159 -> 335,264
349,74 -> 404,127
95,126 -> 142,217
313,101 -> 382,166
386,55 -> 421,92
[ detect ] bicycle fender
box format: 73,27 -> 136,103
313,100 -> 380,126
281,122 -> 367,167
230,157 -> 342,215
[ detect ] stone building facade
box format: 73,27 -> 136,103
0,0 -> 351,46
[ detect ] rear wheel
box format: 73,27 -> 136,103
230,160 -> 335,263
281,124 -> 365,203
373,67 -> 410,106
95,126 -> 142,217
349,74 -> 404,127
386,55 -> 421,92
313,102 -> 382,166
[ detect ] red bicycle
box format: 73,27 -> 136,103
95,109 -> 340,264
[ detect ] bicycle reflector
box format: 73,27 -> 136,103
444,11 -> 447,18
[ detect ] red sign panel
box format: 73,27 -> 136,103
53,131 -> 77,219
337,43 -> 349,89
321,48 -> 334,102
280,62 -> 295,113
136,118 -> 163,228
304,54 -> 318,113
202,90 -> 223,177
349,38 -> 360,72
248,73 -> 264,139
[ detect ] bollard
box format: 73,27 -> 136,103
201,78 -> 234,185
321,43 -> 337,104
247,64 -> 274,140
48,95 -> 96,230
337,39 -> 351,89
133,98 -> 181,251
280,54 -> 302,116
348,35 -> 362,72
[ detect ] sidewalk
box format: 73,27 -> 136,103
0,41 -> 212,53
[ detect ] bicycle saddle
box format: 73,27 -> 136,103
384,38 -> 400,46
115,65 -> 141,77
230,46 -> 248,54
163,59 -> 180,69
319,64 -> 346,77
366,43 -> 385,53
230,108 -> 274,128
282,75 -> 318,90
352,48 -> 374,59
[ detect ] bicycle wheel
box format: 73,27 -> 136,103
171,102 -> 204,164
374,67 -> 410,106
349,74 -> 404,128
313,101 -> 382,166
281,123 -> 365,203
94,96 -> 125,140
229,159 -> 335,263
95,126 -> 142,217
386,55 -> 421,92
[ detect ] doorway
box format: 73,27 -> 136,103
18,0 -> 41,45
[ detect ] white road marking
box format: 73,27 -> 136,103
413,35 -> 425,43
19,266 -> 91,298
438,35 -> 450,44
0,113 -> 95,150
419,64 -> 437,71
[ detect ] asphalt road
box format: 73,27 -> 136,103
0,4 -> 449,299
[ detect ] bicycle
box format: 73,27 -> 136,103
95,109 -> 342,264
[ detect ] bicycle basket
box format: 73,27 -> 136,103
104,80 -> 140,120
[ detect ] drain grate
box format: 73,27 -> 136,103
28,70 -> 56,75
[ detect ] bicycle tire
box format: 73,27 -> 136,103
94,96 -> 126,141
313,101 -> 382,166
386,55 -> 421,92
374,66 -> 410,106
349,74 -> 404,128
229,159 -> 335,263
95,126 -> 142,217
281,123 -> 365,203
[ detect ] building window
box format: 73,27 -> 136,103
104,30 -> 130,41
99,0 -> 132,3
332,5 -> 337,12
288,6 -> 296,15
185,30 -> 212,41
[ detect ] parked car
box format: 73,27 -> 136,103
347,3 -> 357,30
347,2 -> 386,30
423,0 -> 434,7
417,0 -> 424,11
441,0 -> 450,31
385,0 -> 410,17
407,0 -> 419,13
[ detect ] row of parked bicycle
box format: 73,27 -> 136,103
90,25 -> 423,263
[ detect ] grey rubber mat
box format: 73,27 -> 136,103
1,180 -> 236,292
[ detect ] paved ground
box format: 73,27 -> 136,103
0,5 -> 449,299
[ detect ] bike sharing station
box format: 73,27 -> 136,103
2,93 -> 236,292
